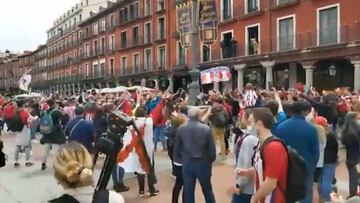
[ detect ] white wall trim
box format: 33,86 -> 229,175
220,0 -> 233,21
157,16 -> 166,40
276,14 -> 296,51
316,3 -> 340,46
245,23 -> 261,55
244,0 -> 260,14
157,44 -> 166,69
144,48 -> 152,71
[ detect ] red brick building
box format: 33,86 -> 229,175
4,0 -> 360,95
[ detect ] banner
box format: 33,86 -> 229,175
198,0 -> 218,45
200,66 -> 231,84
176,1 -> 192,49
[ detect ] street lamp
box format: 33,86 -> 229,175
328,64 -> 336,76
176,0 -> 218,105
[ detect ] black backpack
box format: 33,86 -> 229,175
260,137 -> 308,203
7,111 -> 25,132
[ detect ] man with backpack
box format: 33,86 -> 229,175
39,99 -> 66,170
10,100 -> 38,167
237,107 -> 308,203
275,101 -> 319,203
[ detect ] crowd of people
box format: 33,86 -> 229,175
0,83 -> 360,203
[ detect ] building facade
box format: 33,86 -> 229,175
1,0 -> 360,95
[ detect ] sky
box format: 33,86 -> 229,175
0,0 -> 79,53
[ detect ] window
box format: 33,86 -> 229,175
133,53 -> 140,73
121,56 -> 127,74
85,43 -> 90,57
100,63 -> 105,76
85,64 -> 89,77
158,46 -> 166,69
110,15 -> 116,27
246,24 -> 260,55
202,45 -> 211,62
132,26 -> 139,45
221,0 -> 232,21
120,7 -> 128,24
144,22 -> 151,44
158,0 -> 165,11
100,37 -> 105,54
93,40 -> 98,55
121,31 -> 127,48
144,0 -> 151,16
177,41 -> 186,65
246,0 -> 259,13
130,2 -> 138,20
144,49 -> 152,71
93,23 -> 99,35
158,17 -> 165,40
221,31 -> 236,59
100,19 -> 106,32
93,63 -> 98,77
109,58 -> 114,75
278,16 -> 295,51
277,0 -> 293,5
109,35 -> 115,51
318,5 -> 339,45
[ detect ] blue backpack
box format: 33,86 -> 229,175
39,110 -> 55,134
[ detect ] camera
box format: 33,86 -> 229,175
93,110 -> 135,192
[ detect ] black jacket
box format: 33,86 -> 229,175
324,133 -> 338,164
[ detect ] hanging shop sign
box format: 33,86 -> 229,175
198,0 -> 218,46
200,66 -> 231,84
176,1 -> 192,49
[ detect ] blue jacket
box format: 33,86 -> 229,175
275,115 -> 319,173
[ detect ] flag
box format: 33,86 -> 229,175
19,72 -> 32,92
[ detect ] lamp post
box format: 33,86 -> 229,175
187,0 -> 200,105
176,0 -> 218,105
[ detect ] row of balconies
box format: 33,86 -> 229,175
47,24 -> 77,43
47,39 -> 81,57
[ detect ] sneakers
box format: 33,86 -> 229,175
41,163 -> 47,171
14,163 -> 20,168
114,184 -> 130,193
149,190 -> 160,197
25,162 -> 34,167
139,190 -> 145,198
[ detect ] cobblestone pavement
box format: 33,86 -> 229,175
0,133 -> 350,203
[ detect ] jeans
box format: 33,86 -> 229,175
172,165 -> 184,203
111,165 -> 125,187
232,193 -> 252,203
183,159 -> 216,203
300,172 -> 314,203
154,126 -> 166,150
346,160 -> 359,197
318,164 -> 336,201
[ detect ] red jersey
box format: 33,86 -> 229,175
18,109 -> 30,127
254,141 -> 288,203
3,104 -> 15,119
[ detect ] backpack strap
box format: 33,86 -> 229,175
259,136 -> 288,200
69,119 -> 84,137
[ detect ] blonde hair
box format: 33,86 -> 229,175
53,142 -> 94,188
314,124 -> 327,144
